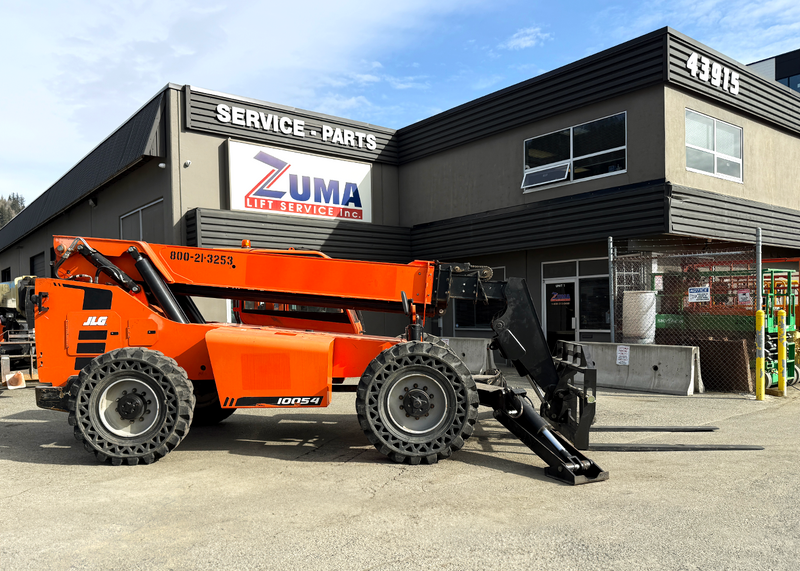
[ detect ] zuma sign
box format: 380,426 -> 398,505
228,141 -> 372,222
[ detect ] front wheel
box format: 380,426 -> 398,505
68,348 -> 195,465
356,341 -> 479,465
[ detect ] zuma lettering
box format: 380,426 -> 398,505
215,104 -> 377,150
245,151 -> 364,220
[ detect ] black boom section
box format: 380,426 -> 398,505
490,278 -> 560,391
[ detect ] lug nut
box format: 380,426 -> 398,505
399,405 -> 404,410
414,416 -> 419,420
122,390 -> 127,395
399,395 -> 404,400
145,410 -> 151,414
423,386 -> 427,391
429,394 -> 434,398
406,414 -> 410,417
430,404 -> 435,409
138,417 -> 144,421
413,384 -> 418,388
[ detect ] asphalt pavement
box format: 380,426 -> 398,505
1,373 -> 798,571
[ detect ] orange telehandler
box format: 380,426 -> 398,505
22,236 -> 606,484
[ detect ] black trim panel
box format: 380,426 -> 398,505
74,357 -> 93,370
62,284 -> 113,310
78,330 -> 108,341
235,396 -> 324,407
76,343 -> 106,354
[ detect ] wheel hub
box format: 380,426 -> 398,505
117,393 -> 145,420
402,388 -> 431,416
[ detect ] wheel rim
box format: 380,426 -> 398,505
385,372 -> 448,435
98,377 -> 160,437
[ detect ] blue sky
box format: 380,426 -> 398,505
2,0 -> 798,206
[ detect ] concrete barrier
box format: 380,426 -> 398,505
578,342 -> 704,396
440,337 -> 496,375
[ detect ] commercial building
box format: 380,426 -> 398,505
748,46 -> 800,92
2,27 -> 799,345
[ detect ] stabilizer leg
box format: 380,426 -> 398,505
477,383 -> 608,485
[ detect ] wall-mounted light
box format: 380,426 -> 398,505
88,197 -> 97,208
184,160 -> 192,168
158,163 -> 166,169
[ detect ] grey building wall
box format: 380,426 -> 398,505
665,86 -> 800,211
398,86 -> 666,228
747,58 -> 775,81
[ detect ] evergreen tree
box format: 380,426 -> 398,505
0,194 -> 25,228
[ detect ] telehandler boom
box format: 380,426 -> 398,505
25,236 -> 606,485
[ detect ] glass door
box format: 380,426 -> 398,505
544,280 -> 576,353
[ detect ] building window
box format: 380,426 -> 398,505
521,112 -> 626,190
777,75 -> 800,93
454,267 -> 506,329
30,252 -> 45,277
1,268 -> 10,282
685,109 -> 742,182
120,199 -> 165,242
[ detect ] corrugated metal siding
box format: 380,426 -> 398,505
669,185 -> 800,248
0,92 -> 166,253
187,208 -> 411,262
396,30 -> 667,164
185,86 -> 399,165
667,32 -> 800,135
411,181 -> 669,260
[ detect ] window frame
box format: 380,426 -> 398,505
685,109 -> 743,183
521,111 -> 627,192
119,198 -> 165,241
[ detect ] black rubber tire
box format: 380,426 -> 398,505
68,347 -> 195,465
191,380 -> 236,426
356,341 -> 479,465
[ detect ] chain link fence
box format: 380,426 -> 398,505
611,239 -> 759,392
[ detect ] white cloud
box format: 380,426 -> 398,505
472,75 -> 504,90
0,0 -> 488,204
598,0 -> 800,64
499,26 -> 551,50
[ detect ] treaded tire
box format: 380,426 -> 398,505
68,348 -> 195,465
356,341 -> 479,465
192,380 -> 235,426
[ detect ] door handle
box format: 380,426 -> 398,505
571,317 -> 576,329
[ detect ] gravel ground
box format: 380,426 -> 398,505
1,373 -> 798,571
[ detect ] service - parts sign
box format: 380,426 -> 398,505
229,141 -> 372,223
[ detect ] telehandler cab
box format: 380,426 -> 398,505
23,236 -> 606,485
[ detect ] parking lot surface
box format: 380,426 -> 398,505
1,376 -> 799,571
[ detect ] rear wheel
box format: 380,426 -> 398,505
68,348 -> 195,465
356,341 -> 478,465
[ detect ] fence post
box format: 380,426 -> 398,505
608,236 -> 615,343
756,310 -> 765,401
756,228 -> 762,313
778,309 -> 787,396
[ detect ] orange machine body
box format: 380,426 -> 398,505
33,236 -> 439,409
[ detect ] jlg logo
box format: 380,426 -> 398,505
277,397 -> 322,405
82,316 -> 108,326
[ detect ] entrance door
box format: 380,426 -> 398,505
544,280 -> 576,353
